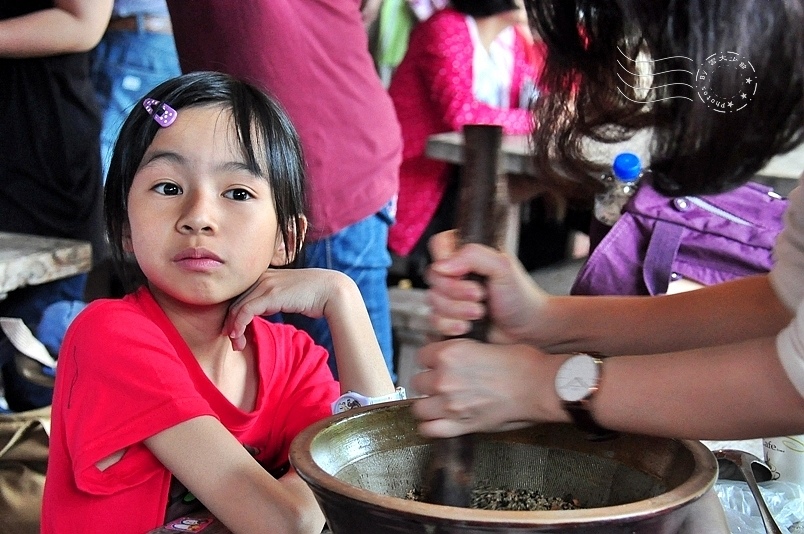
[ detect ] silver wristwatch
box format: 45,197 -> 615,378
331,386 -> 407,414
555,353 -> 617,441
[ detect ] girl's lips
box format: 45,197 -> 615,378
173,247 -> 223,262
173,248 -> 224,271
175,257 -> 224,272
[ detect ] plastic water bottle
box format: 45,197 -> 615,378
594,152 -> 642,225
589,152 -> 643,251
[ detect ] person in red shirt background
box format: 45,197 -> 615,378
388,0 -> 543,285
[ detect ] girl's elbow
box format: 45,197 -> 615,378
235,504 -> 323,534
284,501 -> 325,534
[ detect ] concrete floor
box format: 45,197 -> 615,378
529,257 -> 586,295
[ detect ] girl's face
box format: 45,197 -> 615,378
126,105 -> 285,308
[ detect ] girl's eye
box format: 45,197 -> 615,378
224,188 -> 253,201
153,182 -> 182,196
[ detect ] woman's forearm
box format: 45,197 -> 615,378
533,275 -> 792,356
593,336 -> 804,439
0,0 -> 112,58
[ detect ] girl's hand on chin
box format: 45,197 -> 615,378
223,269 -> 350,351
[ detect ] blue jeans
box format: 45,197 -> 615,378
90,25 -> 181,179
0,275 -> 86,411
282,205 -> 396,382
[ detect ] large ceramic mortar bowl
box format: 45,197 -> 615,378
289,400 -> 723,534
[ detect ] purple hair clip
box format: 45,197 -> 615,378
143,98 -> 177,128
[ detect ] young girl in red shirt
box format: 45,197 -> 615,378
42,71 -> 397,534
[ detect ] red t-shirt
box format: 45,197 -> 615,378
166,0 -> 402,240
41,287 -> 339,533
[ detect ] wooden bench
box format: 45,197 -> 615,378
0,232 -> 92,301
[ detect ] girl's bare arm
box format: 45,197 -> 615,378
322,275 -> 395,396
145,416 -> 324,534
224,268 -> 395,397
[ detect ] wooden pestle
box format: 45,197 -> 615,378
423,124 -> 508,507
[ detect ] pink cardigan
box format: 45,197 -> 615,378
388,8 -> 543,256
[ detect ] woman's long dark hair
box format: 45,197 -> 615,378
526,0 -> 804,200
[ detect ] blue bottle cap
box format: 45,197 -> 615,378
612,153 -> 642,181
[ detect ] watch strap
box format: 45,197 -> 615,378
331,387 -> 407,414
564,400 -> 619,441
364,386 -> 407,405
558,353 -> 618,441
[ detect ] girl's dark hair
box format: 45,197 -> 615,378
105,71 -> 307,290
451,0 -> 519,18
526,0 -> 804,200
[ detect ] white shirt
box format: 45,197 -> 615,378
465,16 -> 515,108
770,174 -> 804,396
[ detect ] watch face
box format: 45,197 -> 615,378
334,397 -> 363,413
555,354 -> 600,403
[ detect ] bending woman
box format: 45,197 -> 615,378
414,0 -> 804,443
